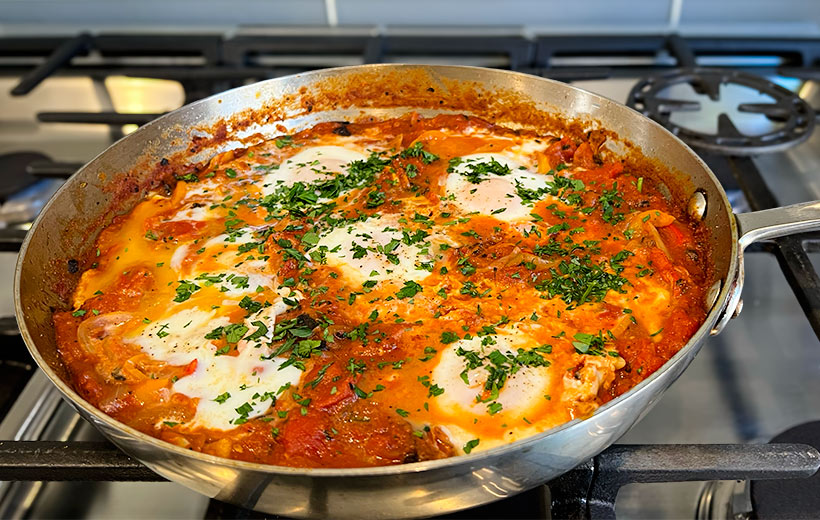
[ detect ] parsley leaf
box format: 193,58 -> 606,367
572,331 -> 609,355
458,159 -> 511,184
463,438 -> 480,454
599,182 -> 625,223
440,331 -> 459,344
238,296 -> 263,315
224,323 -> 249,343
275,135 -> 294,148
400,142 -> 439,164
245,321 -> 269,342
175,173 -> 199,183
535,256 -> 628,309
366,189 -> 386,208
395,280 -> 423,299
173,281 -> 200,302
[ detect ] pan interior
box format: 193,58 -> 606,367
14,64 -> 735,469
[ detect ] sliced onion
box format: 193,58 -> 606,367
627,211 -> 675,260
76,311 -> 133,355
490,247 -> 553,270
610,314 -> 633,337
643,222 -> 673,260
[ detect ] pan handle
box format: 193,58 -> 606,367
711,200 -> 820,336
736,200 -> 820,249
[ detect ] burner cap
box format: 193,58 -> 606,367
752,421 -> 820,519
627,68 -> 815,155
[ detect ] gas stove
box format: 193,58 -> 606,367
1,31 -> 820,519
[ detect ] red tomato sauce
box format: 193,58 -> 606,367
54,114 -> 711,467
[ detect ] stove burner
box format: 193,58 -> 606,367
627,69 -> 816,155
751,421 -> 820,519
697,422 -> 820,520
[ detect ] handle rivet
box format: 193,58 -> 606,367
731,298 -> 744,319
688,191 -> 707,221
706,280 -> 721,310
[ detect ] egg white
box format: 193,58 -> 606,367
129,299 -> 301,431
430,329 -> 553,452
445,153 -> 554,222
316,215 -> 439,285
261,145 -> 368,197
170,231 -> 278,293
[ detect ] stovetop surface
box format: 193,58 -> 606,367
1,32 -> 820,519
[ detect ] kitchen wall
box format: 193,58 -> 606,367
0,0 -> 819,36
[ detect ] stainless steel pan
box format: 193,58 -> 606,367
14,64 -> 820,519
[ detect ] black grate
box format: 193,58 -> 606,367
2,34 -> 819,130
627,69 -> 816,155
0,441 -> 816,520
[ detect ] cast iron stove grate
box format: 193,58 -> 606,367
697,421 -> 820,520
627,68 -> 816,155
0,441 -> 817,519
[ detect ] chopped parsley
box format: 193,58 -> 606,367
275,135 -> 294,148
599,182 -> 626,223
238,295 -> 263,315
516,174 -> 585,206
463,438 -> 480,454
395,280 -> 423,299
572,331 -> 612,356
457,158 -> 511,183
156,324 -> 170,338
207,323 -> 249,344
440,331 -> 460,344
366,189 -> 386,208
306,363 -> 333,389
173,281 -> 200,303
175,173 -> 199,183
535,256 -> 629,309
399,142 -> 439,164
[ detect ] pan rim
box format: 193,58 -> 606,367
14,63 -> 739,478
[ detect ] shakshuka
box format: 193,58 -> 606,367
54,113 -> 710,467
